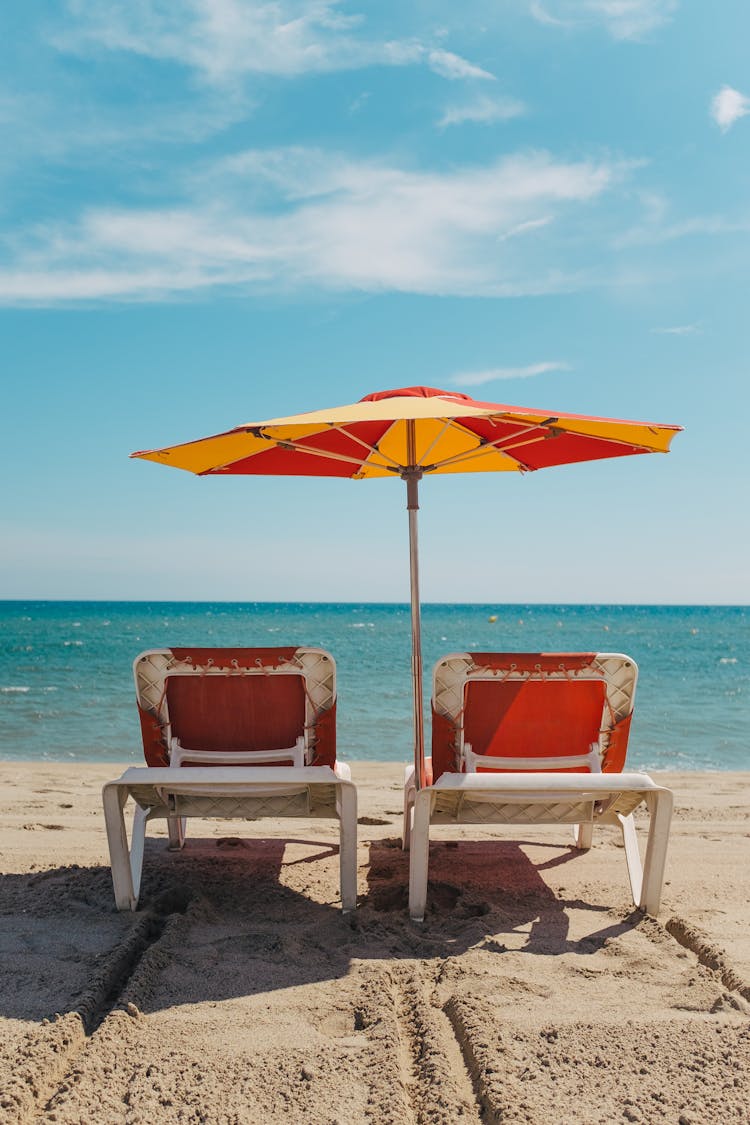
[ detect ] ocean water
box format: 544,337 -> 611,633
0,601 -> 747,771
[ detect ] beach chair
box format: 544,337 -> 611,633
403,652 -> 672,921
103,647 -> 357,912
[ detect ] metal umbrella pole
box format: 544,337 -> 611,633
404,420 -> 426,790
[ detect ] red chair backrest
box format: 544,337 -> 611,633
135,646 -> 337,767
165,673 -> 306,753
463,678 -> 606,768
430,652 -> 635,782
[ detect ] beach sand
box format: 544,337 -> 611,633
1,763 -> 748,1123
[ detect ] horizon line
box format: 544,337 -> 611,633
0,599 -> 747,609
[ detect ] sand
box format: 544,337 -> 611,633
0,762 -> 748,1124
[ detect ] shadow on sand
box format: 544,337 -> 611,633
0,833 -> 646,1026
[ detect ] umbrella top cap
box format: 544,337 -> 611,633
360,386 -> 475,405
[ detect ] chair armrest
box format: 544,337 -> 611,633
169,735 -> 306,768
463,740 -> 601,773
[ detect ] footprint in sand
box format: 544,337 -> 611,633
318,1008 -> 368,1042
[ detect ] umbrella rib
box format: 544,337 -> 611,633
413,419 -> 455,469
326,424 -> 405,471
491,417 -> 669,454
426,421 -> 661,473
273,436 -> 395,474
425,422 -> 544,472
212,426 -> 399,475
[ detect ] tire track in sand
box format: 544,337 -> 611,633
665,914 -> 750,1012
3,892 -> 190,1124
443,994 -> 504,1125
380,966 -> 483,1124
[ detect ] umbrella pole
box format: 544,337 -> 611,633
405,461 -> 425,791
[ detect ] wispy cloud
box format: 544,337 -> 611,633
651,323 -> 701,336
348,91 -> 371,116
439,94 -> 526,129
614,210 -> 750,249
498,216 -> 553,240
56,1 -> 491,86
529,2 -> 567,28
452,361 -> 571,386
711,86 -> 750,133
0,147 -> 624,304
426,48 -> 494,81
529,1 -> 678,40
57,0 -> 366,82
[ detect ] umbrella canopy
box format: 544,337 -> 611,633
133,385 -> 679,477
133,385 -> 682,786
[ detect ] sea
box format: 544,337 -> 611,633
0,602 -> 747,771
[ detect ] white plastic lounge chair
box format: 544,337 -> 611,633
103,646 -> 357,912
404,652 -> 673,921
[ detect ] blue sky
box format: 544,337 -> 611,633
1,1 -> 748,603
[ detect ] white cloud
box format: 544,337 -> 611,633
58,1 -> 491,86
529,1 -> 678,40
529,2 -> 567,27
498,216 -> 553,240
59,0 -> 359,81
451,362 -> 571,386
651,324 -> 701,336
711,86 -> 750,133
0,147 -> 625,304
439,95 -> 526,128
426,48 -> 494,81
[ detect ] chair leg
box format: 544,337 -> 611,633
402,773 -> 416,851
639,789 -> 673,915
336,784 -> 358,913
408,789 -> 432,921
167,816 -> 186,851
618,812 -> 644,907
128,805 -> 149,906
102,784 -> 146,911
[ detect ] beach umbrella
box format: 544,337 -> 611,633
132,385 -> 681,789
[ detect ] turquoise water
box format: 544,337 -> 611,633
0,602 -> 747,770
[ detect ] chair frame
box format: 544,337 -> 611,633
103,647 -> 357,913
404,652 -> 673,921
